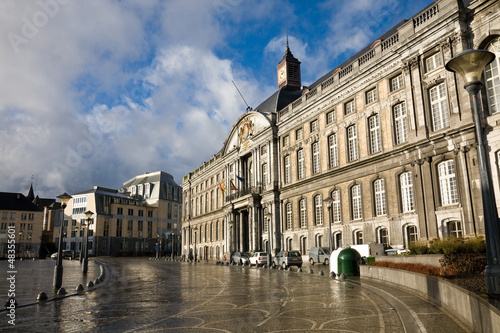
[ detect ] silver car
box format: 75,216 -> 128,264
272,250 -> 303,269
231,252 -> 251,265
249,252 -> 269,267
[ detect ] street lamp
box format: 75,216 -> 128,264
171,231 -> 175,260
53,192 -> 72,290
445,49 -> 500,297
27,233 -> 32,258
18,231 -> 23,258
264,212 -> 272,268
193,226 -> 198,263
82,210 -> 93,274
156,233 -> 160,259
323,197 -> 333,254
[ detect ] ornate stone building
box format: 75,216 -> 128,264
181,0 -> 500,260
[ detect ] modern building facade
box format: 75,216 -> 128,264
181,0 -> 500,260
55,171 -> 182,257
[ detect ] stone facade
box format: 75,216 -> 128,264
182,0 -> 500,260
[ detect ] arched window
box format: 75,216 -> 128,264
447,220 -> 463,238
377,227 -> 389,247
429,83 -> 449,131
347,125 -> 358,161
297,149 -> 305,179
393,103 -> 408,145
400,172 -> 415,212
328,133 -> 338,168
300,236 -> 308,254
351,185 -> 362,220
312,142 -> 321,174
332,190 -> 341,222
314,194 -> 323,225
284,155 -> 291,184
406,225 -> 418,246
286,203 -> 293,230
368,114 -> 382,154
316,234 -> 323,247
485,37 -> 500,114
374,179 -> 386,216
438,160 -> 458,206
334,232 -> 342,249
299,199 -> 307,228
354,230 -> 363,245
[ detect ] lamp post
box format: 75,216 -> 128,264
193,226 -> 198,263
323,197 -> 333,254
171,231 -> 175,260
27,233 -> 32,258
53,192 -> 72,290
264,212 -> 272,268
18,231 -> 23,258
82,210 -> 93,274
156,233 -> 160,259
446,49 -> 500,297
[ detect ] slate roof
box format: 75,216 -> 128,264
254,87 -> 303,114
0,192 -> 43,212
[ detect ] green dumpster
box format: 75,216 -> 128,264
337,248 -> 361,276
366,256 -> 375,264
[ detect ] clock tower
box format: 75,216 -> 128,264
276,41 -> 301,90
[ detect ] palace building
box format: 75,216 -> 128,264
181,0 -> 500,260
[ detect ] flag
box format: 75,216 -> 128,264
230,180 -> 237,191
236,175 -> 245,182
219,182 -> 226,193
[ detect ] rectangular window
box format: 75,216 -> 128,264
401,172 -> 415,212
127,220 -> 133,237
345,100 -> 355,115
296,128 -> 304,140
430,83 -> 449,131
328,133 -> 338,168
351,185 -> 362,220
261,145 -> 267,155
327,110 -> 335,124
347,125 -> 358,161
391,74 -> 404,91
144,183 -> 150,199
283,136 -> 290,147
438,160 -> 459,206
300,199 -> 307,228
147,221 -> 153,238
138,184 -> 143,196
374,179 -> 386,216
369,114 -> 382,154
128,208 -> 133,216
312,142 -> 320,174
425,52 -> 443,72
116,219 -> 122,237
103,218 -> 109,237
297,149 -> 305,179
284,155 -> 291,184
393,103 -> 408,145
117,207 -> 123,215
366,88 -> 377,104
310,119 -> 319,132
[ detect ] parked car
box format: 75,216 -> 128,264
50,250 -> 74,260
231,252 -> 251,265
272,250 -> 302,269
249,252 -> 269,267
309,247 -> 330,265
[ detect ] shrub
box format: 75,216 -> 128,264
409,241 -> 429,254
463,237 -> 486,253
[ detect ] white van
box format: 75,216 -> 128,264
308,247 -> 330,265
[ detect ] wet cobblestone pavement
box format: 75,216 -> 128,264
1,258 -> 472,332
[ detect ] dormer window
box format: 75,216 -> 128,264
131,186 -> 136,196
138,184 -> 143,196
144,183 -> 150,199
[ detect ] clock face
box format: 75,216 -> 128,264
278,66 -> 286,82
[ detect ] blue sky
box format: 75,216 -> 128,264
0,0 -> 433,198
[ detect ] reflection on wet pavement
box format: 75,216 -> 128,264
3,258 -> 471,332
